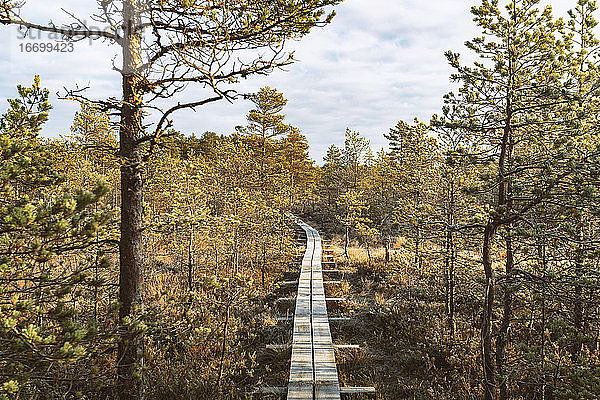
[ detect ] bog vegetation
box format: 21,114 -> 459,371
2,0 -> 600,399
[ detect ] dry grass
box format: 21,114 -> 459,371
323,238 -> 483,400
139,233 -> 482,399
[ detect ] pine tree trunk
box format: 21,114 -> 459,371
188,227 -> 194,290
482,222 -> 497,400
445,228 -> 456,338
344,225 -> 349,259
572,214 -> 584,361
449,239 -> 455,338
261,243 -> 266,287
482,47 -> 512,398
497,228 -> 514,400
117,2 -> 144,399
445,181 -> 456,338
414,190 -> 421,269
538,241 -> 549,400
384,238 -> 390,263
217,304 -> 231,389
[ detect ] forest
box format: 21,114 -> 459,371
2,0 -> 600,399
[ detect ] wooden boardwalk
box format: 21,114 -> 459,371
288,218 -> 341,400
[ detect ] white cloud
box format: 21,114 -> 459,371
0,0 -> 580,162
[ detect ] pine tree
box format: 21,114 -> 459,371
280,128 -> 317,208
385,120 -> 438,270
0,78 -> 109,398
320,144 -> 344,226
442,1 -> 571,398
238,87 -> 295,204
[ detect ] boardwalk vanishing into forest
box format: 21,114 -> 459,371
287,217 -> 340,400
257,216 -> 375,398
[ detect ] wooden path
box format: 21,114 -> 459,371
288,218 -> 341,400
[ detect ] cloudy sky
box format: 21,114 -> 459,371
0,0 -> 576,162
